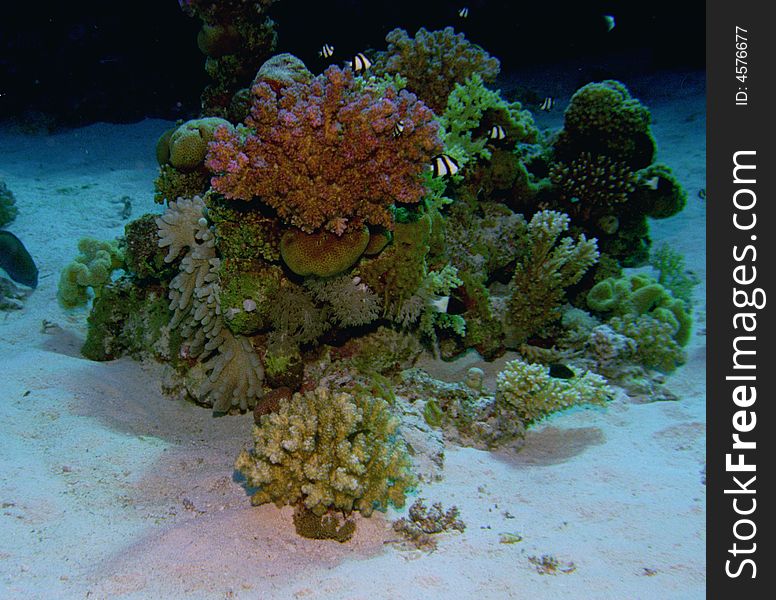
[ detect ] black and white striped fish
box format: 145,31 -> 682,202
393,120 -> 405,137
430,154 -> 459,178
540,97 -> 554,111
458,7 -> 469,18
348,52 -> 372,73
319,43 -> 334,58
489,125 -> 506,140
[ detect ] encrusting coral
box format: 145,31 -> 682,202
377,27 -> 500,114
206,64 -> 442,234
235,384 -> 415,525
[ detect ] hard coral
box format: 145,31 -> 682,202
379,27 -> 500,114
496,359 -> 611,426
235,384 -> 415,518
506,210 -> 599,346
207,65 -> 442,234
557,80 -> 654,169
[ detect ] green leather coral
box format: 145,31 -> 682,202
280,226 -> 370,277
496,359 -> 611,426
58,238 -> 124,308
235,385 -> 415,517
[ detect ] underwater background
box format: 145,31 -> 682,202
0,1 -> 705,598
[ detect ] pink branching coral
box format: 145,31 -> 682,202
206,65 -> 442,234
379,27 -> 500,114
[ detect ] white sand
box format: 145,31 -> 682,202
0,71 -> 705,599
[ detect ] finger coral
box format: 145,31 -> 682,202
206,65 -> 442,234
378,27 -> 500,114
235,385 -> 415,518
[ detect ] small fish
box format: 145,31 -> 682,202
458,7 -> 469,18
350,52 -> 372,73
427,294 -> 449,313
0,231 -> 38,288
604,14 -> 616,32
319,43 -> 334,59
393,120 -> 405,137
540,97 -> 554,111
430,154 -> 460,178
489,125 -> 506,140
698,187 -> 706,200
548,363 -> 575,379
645,176 -> 660,190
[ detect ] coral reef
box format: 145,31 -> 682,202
157,196 -> 265,412
181,0 -> 279,117
377,27 -> 500,114
505,210 -> 599,346
235,385 -> 415,520
496,359 -> 611,426
206,64 -> 442,234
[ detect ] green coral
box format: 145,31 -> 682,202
58,238 -> 125,309
235,385 -> 415,518
633,163 -> 688,219
153,164 -> 210,205
81,279 -> 174,362
167,117 -> 235,172
439,73 -> 538,168
123,214 -> 176,281
207,198 -> 282,262
219,259 -> 284,335
280,226 -> 370,278
586,273 -> 692,346
649,243 -> 700,308
378,27 -> 501,114
558,80 -> 655,169
506,210 -> 599,345
357,215 -> 432,318
608,313 -> 686,372
496,359 -> 612,426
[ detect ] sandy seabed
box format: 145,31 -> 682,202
0,70 -> 706,599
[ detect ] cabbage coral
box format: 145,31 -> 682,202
378,27 -> 500,114
206,65 -> 441,234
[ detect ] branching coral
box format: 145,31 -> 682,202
496,359 -> 611,426
506,210 -> 599,345
378,27 -> 500,114
206,65 -> 441,234
235,385 -> 415,517
440,73 -> 538,168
